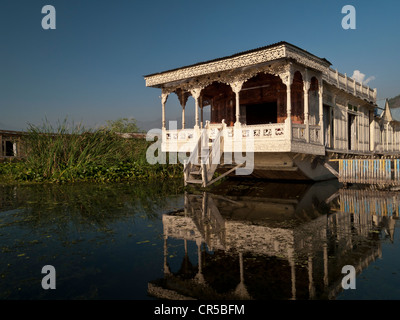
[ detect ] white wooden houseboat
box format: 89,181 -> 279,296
144,41 -> 394,186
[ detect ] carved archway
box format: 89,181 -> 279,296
308,76 -> 320,125
163,92 -> 182,129
291,71 -> 304,124
238,72 -> 287,125
202,81 -> 235,125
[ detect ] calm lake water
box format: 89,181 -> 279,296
1,178 -> 400,300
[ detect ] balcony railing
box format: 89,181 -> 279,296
162,121 -> 324,155
323,68 -> 377,103
231,123 -> 286,140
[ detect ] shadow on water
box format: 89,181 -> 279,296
150,179 -> 400,300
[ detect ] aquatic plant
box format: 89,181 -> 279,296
0,118 -> 182,183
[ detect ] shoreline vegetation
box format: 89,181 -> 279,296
0,118 -> 183,184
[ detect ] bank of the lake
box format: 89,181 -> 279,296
0,157 -> 182,184
0,121 -> 182,184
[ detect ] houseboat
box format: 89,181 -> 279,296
144,41 -> 395,187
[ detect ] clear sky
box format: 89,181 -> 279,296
1,0 -> 400,131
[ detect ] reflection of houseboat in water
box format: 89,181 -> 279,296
148,181 -> 398,300
145,41 -> 400,187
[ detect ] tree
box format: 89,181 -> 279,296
102,118 -> 141,133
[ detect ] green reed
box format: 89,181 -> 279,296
1,119 -> 182,183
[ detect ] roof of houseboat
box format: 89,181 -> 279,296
144,41 -> 332,78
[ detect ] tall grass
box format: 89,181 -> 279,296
6,119 -> 182,183
23,119 -> 124,180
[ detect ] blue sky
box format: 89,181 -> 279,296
1,0 -> 400,131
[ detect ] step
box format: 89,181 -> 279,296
185,179 -> 203,184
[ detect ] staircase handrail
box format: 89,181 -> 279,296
201,126 -> 224,186
183,129 -> 204,175
202,127 -> 223,167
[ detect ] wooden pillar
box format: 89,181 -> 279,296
370,115 -> 375,152
345,100 -> 349,151
304,79 -> 310,143
288,247 -> 296,300
386,122 -> 390,151
178,90 -> 189,130
281,70 -> 293,141
182,106 -> 185,129
308,253 -> 315,299
323,242 -> 328,287
195,96 -> 199,129
230,80 -> 244,127
195,239 -> 205,283
200,96 -> 204,129
319,83 -> 324,145
332,95 -> 337,149
190,88 -> 202,129
239,252 -> 244,284
161,91 -> 169,130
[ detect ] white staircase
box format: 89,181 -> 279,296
183,126 -> 243,187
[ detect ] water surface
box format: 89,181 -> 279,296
1,179 -> 400,300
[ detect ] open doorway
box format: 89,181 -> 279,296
244,102 -> 278,125
348,114 -> 357,150
323,104 -> 334,148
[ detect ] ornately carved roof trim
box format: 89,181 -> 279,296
144,41 -> 332,87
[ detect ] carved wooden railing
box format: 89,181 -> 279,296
165,128 -> 195,142
323,68 -> 377,103
291,123 -> 322,144
309,125 -> 322,144
165,121 -> 325,159
222,123 -> 287,140
292,124 -> 306,142
166,123 -> 323,145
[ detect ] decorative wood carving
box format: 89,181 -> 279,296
145,43 -> 330,88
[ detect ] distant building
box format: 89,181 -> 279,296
0,130 -> 26,160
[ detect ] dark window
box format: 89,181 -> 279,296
5,141 -> 14,156
244,102 -> 277,125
